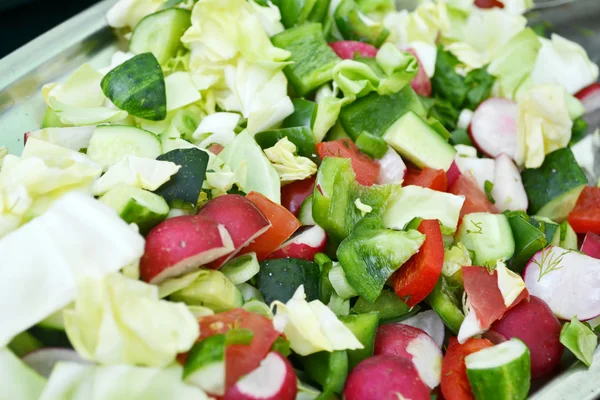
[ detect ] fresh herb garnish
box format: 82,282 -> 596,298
484,180 -> 496,204
534,248 -> 570,282
466,220 -> 483,235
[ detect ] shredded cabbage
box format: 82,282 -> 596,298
106,0 -> 165,29
192,112 -> 240,148
264,138 -> 317,184
0,348 -> 46,400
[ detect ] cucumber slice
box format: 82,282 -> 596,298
457,212 -> 515,267
383,111 -> 456,171
183,335 -> 226,395
220,253 -> 260,285
466,338 -> 531,400
299,351 -> 348,394
339,86 -> 427,140
87,125 -> 162,169
129,8 -> 191,64
298,194 -> 315,225
329,263 -> 359,299
101,53 -> 166,121
99,184 -> 169,233
155,148 -> 209,208
552,221 -> 578,250
256,258 -> 321,304
521,148 -> 587,222
271,23 -> 340,96
339,313 -> 379,369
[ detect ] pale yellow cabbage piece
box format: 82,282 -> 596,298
264,138 -> 317,184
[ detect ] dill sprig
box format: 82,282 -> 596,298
534,248 -> 570,282
466,220 -> 483,235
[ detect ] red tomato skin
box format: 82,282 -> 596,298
568,186 -> 600,234
195,309 -> 282,391
441,337 -> 494,400
281,176 -> 315,216
403,167 -> 448,192
392,219 -> 444,307
329,41 -> 378,59
449,174 -> 498,222
474,0 -> 504,8
316,139 -> 380,186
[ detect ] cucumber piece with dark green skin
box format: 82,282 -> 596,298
505,211 -> 548,274
299,350 -> 348,393
282,98 -> 318,129
334,0 -> 389,47
254,127 -> 318,162
99,184 -> 169,233
339,313 -> 379,369
129,8 -> 191,65
155,148 -> 209,208
339,86 -> 427,140
87,125 -> 162,169
521,148 -> 587,222
271,23 -> 341,96
256,258 -> 321,304
101,53 -> 167,121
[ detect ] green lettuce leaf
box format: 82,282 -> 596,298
64,273 -> 199,367
0,348 -> 46,400
264,137 -> 318,183
40,362 -> 208,400
560,317 -> 598,367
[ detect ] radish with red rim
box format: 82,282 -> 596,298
222,352 -> 297,400
581,232 -> 600,259
469,98 -> 518,159
22,348 -> 88,378
400,310 -> 445,349
405,48 -> 432,97
267,225 -> 327,261
575,82 -> 600,114
140,215 -> 235,283
196,194 -> 271,269
374,324 -> 442,389
343,355 -> 430,400
446,161 -> 461,187
491,153 -> 528,212
523,246 -> 600,320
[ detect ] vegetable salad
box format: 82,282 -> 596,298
1,0 -> 600,399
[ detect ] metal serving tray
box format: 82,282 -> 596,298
0,0 -> 599,398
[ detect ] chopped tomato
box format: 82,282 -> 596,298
463,266 -> 529,328
281,176 -> 315,216
474,0 -> 504,8
328,41 -> 378,59
242,191 -> 301,260
441,337 -> 494,400
392,219 -> 444,308
316,139 -> 380,186
568,186 -> 600,234
403,167 -> 448,192
197,309 -> 281,390
449,174 -> 498,222
208,143 -> 224,155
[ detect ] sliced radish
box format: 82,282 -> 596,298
582,232 -> 600,259
575,82 -> 600,114
523,246 -> 600,320
491,153 -> 528,212
400,310 -> 445,349
24,126 -> 95,151
140,215 -> 235,283
469,98 -> 518,159
267,225 -> 327,261
454,157 -> 495,193
446,161 -> 462,187
223,352 -> 297,400
22,348 -> 88,378
374,324 -> 442,389
377,147 -> 407,184
328,41 -> 378,59
197,195 -> 271,269
405,48 -> 432,97
457,109 -> 474,130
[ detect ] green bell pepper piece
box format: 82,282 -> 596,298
282,98 -> 318,129
352,289 -> 411,320
334,0 -> 389,47
254,127 -> 318,162
355,131 -> 388,159
299,351 -> 348,393
427,276 -> 464,334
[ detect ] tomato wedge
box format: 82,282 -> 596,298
474,0 -> 504,8
568,186 -> 600,234
242,191 -> 301,260
403,167 -> 448,192
392,219 -> 444,308
281,176 -> 315,216
441,337 -> 494,400
197,309 -> 282,390
316,139 -> 380,186
463,266 -> 529,328
449,174 -> 498,222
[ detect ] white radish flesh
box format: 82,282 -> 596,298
454,157 -> 495,193
267,225 -> 327,260
400,310 -> 445,349
378,147 -> 407,184
491,154 -> 528,211
22,348 -> 88,378
523,246 -> 600,320
469,98 -> 518,159
457,109 -> 474,130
